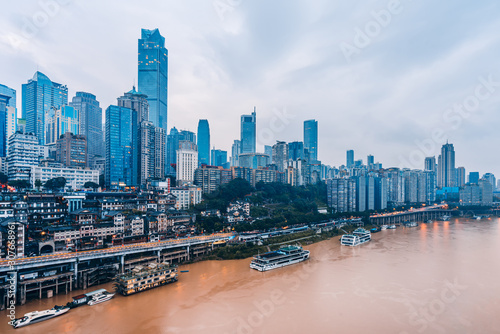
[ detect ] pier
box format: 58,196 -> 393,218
0,233 -> 233,309
369,206 -> 453,225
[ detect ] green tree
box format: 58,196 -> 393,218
84,181 -> 99,189
44,177 -> 67,191
8,179 -> 31,190
35,179 -> 42,191
99,174 -> 105,188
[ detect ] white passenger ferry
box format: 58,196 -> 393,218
11,305 -> 70,328
250,245 -> 310,272
340,228 -> 371,246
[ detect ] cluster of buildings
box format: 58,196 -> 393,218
0,188 -> 202,258
327,143 -> 496,213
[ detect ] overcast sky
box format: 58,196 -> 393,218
1,0 -> 500,177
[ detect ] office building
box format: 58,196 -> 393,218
240,108 -> 256,154
468,172 -> 480,184
31,166 -> 99,190
69,92 -> 104,161
231,140 -> 241,167
166,127 -> 179,176
22,71 -> 68,145
239,153 -> 269,170
304,119 -> 318,162
45,105 -> 79,145
346,150 -> 354,168
197,120 -> 210,166
105,105 -> 138,189
117,87 -> 149,123
288,141 -> 305,161
138,28 -> 168,132
211,149 -> 228,167
482,173 -> 496,190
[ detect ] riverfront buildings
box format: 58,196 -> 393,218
438,142 -> 456,187
7,132 -> 44,181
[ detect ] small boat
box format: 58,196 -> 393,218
11,305 -> 69,328
387,225 -> 396,229
370,227 -> 381,233
438,215 -> 451,221
426,220 -> 433,224
381,225 -> 388,230
180,270 -> 189,273
88,292 -> 115,306
406,222 -> 418,227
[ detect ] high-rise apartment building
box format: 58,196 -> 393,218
346,150 -> 354,168
437,143 -> 456,188
55,132 -> 87,168
45,106 -> 79,145
7,132 -> 44,181
139,121 -> 165,185
176,141 -> 198,186
272,141 -> 288,172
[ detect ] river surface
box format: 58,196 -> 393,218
2,218 -> 500,334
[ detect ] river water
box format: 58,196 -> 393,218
2,218 -> 500,334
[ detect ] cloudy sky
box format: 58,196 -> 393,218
1,0 -> 500,177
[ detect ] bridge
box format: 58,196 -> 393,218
0,233 -> 234,308
369,205 -> 453,225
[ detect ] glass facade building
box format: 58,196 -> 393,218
138,29 -> 168,132
197,119 -> 210,166
22,72 -> 68,145
240,108 -> 256,154
288,141 -> 305,161
69,92 -> 104,161
304,119 -> 318,162
45,105 -> 79,145
105,105 -> 138,189
0,84 -> 16,108
211,149 -> 227,167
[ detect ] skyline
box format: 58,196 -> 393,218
1,1 -> 500,176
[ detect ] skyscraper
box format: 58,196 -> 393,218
437,143 -> 456,188
346,150 -> 354,168
304,119 -> 318,162
272,141 -> 288,172
105,105 -> 138,189
69,92 -> 104,162
166,127 -> 179,176
0,84 -> 16,108
456,167 -> 466,187
22,71 -> 68,145
367,155 -> 374,167
231,140 -> 241,167
45,106 -> 79,145
139,121 -> 165,185
288,141 -> 305,161
0,94 -> 11,157
211,149 -> 227,167
424,156 -> 436,171
117,87 -> 149,124
7,132 -> 44,181
468,172 -> 480,184
138,28 -> 168,132
197,120 -> 210,166
240,108 -> 256,154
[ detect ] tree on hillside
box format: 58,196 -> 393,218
0,172 -> 8,184
8,179 -> 31,190
44,177 -> 67,191
35,179 -> 42,191
84,181 -> 99,189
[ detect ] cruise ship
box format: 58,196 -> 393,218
114,262 -> 178,296
11,305 -> 69,328
340,228 -> 371,246
250,245 -> 310,271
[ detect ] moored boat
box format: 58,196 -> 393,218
114,262 -> 178,296
387,224 -> 396,229
381,225 -> 388,230
250,244 -> 309,272
11,305 -> 69,328
341,228 -> 371,246
88,292 -> 115,305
